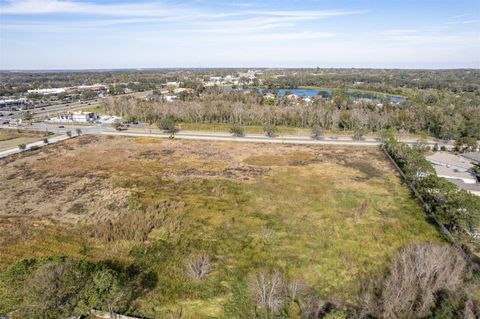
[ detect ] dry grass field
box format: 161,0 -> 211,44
0,135 -> 443,317
0,128 -> 52,151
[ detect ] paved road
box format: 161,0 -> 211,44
103,131 -> 384,146
4,101 -> 101,121
0,122 -> 455,159
104,128 -> 453,148
0,133 -> 77,159
11,90 -> 150,119
31,101 -> 100,117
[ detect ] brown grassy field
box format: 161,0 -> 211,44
0,128 -> 52,151
0,135 -> 443,317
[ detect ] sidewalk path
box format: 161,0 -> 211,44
0,133 -> 78,159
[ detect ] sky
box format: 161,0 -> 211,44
0,0 -> 479,69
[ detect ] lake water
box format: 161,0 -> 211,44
225,88 -> 406,103
277,89 -> 406,103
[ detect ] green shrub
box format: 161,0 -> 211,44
17,143 -> 26,150
353,127 -> 367,140
157,116 -> 177,133
230,124 -> 245,137
112,122 -> 123,131
0,258 -> 138,318
264,124 -> 277,137
384,138 -> 480,248
67,203 -> 86,214
473,166 -> 480,175
125,115 -> 138,123
431,290 -> 465,319
311,125 -> 323,140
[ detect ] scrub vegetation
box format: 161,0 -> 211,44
0,135 -> 462,318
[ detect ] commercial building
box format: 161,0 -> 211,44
461,152 -> 480,166
426,152 -> 480,196
72,111 -> 96,123
49,111 -> 97,124
27,88 -> 66,95
0,98 -> 30,110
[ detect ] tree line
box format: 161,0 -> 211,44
383,133 -> 480,253
102,87 -> 480,142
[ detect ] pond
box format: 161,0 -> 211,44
280,89 -> 405,103
225,88 -> 406,103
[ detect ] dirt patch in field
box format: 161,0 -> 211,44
244,151 -> 317,166
349,161 -> 383,179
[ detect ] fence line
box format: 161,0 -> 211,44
381,146 -> 480,267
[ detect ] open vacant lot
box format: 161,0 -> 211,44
0,135 -> 442,317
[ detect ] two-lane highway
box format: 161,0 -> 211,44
0,122 -> 455,159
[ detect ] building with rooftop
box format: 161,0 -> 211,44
461,152 -> 480,166
426,152 -> 480,196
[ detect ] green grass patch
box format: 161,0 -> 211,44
0,129 -> 50,142
177,122 -> 309,135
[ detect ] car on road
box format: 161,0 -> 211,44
58,125 -> 65,128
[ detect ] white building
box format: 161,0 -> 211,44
238,70 -> 257,80
27,88 -> 66,95
72,111 -> 96,123
166,82 -> 180,88
49,111 -> 97,123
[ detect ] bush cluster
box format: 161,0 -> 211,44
0,257 -> 152,318
384,137 -> 480,251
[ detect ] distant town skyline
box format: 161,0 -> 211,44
1,0 -> 479,70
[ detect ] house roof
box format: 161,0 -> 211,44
462,152 -> 480,164
426,152 -> 473,170
433,165 -> 476,182
447,178 -> 480,196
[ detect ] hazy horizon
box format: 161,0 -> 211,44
1,0 -> 479,70
1,66 -> 480,72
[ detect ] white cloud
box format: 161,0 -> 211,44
245,9 -> 368,18
380,29 -> 418,35
2,0 -> 477,69
205,31 -> 335,42
0,0 -> 198,19
0,1 -> 363,35
0,0 -> 364,20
